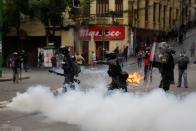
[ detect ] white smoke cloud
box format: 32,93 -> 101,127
7,75 -> 196,131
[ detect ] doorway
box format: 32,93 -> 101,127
81,41 -> 89,64
95,41 -> 109,60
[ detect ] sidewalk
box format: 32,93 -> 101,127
0,68 -> 30,82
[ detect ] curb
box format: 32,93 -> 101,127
0,76 -> 30,82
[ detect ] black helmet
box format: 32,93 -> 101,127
59,46 -> 70,55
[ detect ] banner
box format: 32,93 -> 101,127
79,26 -> 125,40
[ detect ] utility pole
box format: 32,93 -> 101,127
0,0 -> 3,77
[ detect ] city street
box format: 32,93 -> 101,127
1,0 -> 196,130
0,37 -> 196,130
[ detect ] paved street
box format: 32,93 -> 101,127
0,31 -> 196,130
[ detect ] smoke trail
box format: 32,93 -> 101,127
7,85 -> 196,131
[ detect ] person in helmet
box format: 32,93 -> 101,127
152,42 -> 175,91
60,46 -> 81,92
106,52 -> 128,92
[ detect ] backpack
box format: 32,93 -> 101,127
72,62 -> 81,76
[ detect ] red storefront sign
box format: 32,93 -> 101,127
79,26 -> 125,40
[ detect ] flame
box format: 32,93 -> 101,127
127,72 -> 143,84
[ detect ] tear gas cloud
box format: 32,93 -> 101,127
7,76 -> 196,131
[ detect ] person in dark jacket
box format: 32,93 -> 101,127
177,53 -> 189,88
11,52 -> 23,83
60,46 -> 81,92
106,53 -> 128,92
123,46 -> 128,61
152,42 -> 175,91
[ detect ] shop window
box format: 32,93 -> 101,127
115,0 -> 123,17
96,0 -> 109,17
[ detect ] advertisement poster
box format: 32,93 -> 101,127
38,48 -> 55,67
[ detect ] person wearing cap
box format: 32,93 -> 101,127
177,52 -> 189,88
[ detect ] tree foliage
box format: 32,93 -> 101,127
2,0 -> 29,34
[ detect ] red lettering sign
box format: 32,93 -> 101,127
78,26 -> 125,40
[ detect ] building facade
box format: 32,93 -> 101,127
3,0 -> 190,66
77,0 -> 130,64
187,0 -> 196,26
128,0 -> 183,53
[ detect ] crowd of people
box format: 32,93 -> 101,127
135,41 -> 194,91
6,39 -> 195,92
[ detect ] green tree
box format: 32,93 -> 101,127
2,0 -> 29,50
29,0 -> 68,43
29,0 -> 94,40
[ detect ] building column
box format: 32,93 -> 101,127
88,36 -> 96,65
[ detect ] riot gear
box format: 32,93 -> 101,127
49,46 -> 81,92
152,42 -> 175,91
105,52 -> 128,92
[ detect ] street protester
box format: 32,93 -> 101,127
60,46 -> 81,92
151,42 -> 175,91
75,52 -> 85,65
143,47 -> 151,82
190,42 -> 195,59
49,46 -> 81,92
106,52 -> 128,92
137,50 -> 143,68
123,46 -> 128,62
177,52 -> 189,88
10,52 -> 23,83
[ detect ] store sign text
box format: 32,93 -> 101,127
79,26 -> 125,40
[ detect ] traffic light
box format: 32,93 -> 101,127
73,0 -> 80,8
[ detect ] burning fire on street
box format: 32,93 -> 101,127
127,72 -> 143,84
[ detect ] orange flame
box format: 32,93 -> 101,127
127,72 -> 143,84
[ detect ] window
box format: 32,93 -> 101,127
176,9 -> 179,20
145,0 -> 149,23
159,4 -> 161,23
115,0 -> 123,17
96,0 -> 109,17
163,5 -> 166,28
153,3 -> 156,23
169,7 -> 172,25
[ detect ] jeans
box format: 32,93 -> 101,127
178,69 -> 188,87
159,71 -> 172,91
